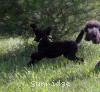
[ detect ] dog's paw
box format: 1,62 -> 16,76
27,62 -> 32,67
78,58 -> 84,63
81,58 -> 84,62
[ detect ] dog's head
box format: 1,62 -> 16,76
85,28 -> 100,44
84,20 -> 100,44
34,27 -> 52,42
30,24 -> 52,42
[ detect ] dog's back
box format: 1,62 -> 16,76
37,36 -> 78,58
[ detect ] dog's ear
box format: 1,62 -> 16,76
44,27 -> 52,36
30,24 -> 37,30
75,29 -> 85,44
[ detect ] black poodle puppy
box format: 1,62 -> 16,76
28,24 -> 84,66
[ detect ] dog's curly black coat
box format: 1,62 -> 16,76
28,24 -> 84,66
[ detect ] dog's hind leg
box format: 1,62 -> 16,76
27,52 -> 45,66
64,53 -> 84,63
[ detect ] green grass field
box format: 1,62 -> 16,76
0,37 -> 100,92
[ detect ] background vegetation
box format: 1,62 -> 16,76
0,0 -> 100,92
0,0 -> 100,39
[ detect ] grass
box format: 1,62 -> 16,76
0,36 -> 100,92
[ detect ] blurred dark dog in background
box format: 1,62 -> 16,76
77,20 -> 100,69
77,20 -> 100,44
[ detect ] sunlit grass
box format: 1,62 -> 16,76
0,37 -> 100,92
0,37 -> 24,55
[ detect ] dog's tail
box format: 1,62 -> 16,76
75,29 -> 84,44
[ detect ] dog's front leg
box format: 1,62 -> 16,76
27,52 -> 45,66
27,59 -> 38,66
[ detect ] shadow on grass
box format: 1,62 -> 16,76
0,42 -> 67,74
49,70 -> 90,83
0,43 -> 37,74
49,65 -> 100,83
